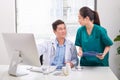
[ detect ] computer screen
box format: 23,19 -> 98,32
2,33 -> 41,76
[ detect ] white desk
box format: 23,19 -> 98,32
0,65 -> 118,80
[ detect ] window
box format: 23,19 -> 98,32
16,0 -> 96,43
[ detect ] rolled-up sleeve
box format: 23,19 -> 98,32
100,28 -> 113,46
75,28 -> 82,47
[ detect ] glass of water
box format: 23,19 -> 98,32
62,67 -> 69,76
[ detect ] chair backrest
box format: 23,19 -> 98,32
40,55 -> 43,65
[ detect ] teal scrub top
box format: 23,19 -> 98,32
75,24 -> 113,66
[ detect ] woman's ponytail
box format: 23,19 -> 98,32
93,11 -> 100,26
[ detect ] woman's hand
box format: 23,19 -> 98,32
96,53 -> 105,60
78,49 -> 83,57
97,46 -> 110,60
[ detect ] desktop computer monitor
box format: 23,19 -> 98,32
2,33 -> 41,76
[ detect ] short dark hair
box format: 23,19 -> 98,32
52,19 -> 65,31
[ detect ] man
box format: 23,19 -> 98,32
37,19 -> 77,69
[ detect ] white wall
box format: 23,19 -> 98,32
0,0 -> 120,79
97,0 -> 120,79
0,0 -> 15,64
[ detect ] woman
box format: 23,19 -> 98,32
75,7 -> 113,66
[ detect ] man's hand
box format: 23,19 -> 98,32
65,62 -> 74,68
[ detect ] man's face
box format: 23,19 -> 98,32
54,24 -> 66,39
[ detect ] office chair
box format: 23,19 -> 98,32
40,55 -> 43,65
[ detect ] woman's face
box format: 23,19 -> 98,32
78,14 -> 87,26
54,24 -> 67,39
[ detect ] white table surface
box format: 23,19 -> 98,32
0,65 -> 118,80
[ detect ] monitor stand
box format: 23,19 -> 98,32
8,50 -> 29,77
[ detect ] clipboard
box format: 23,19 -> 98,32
83,51 -> 102,57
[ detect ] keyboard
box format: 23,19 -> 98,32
29,65 -> 57,73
